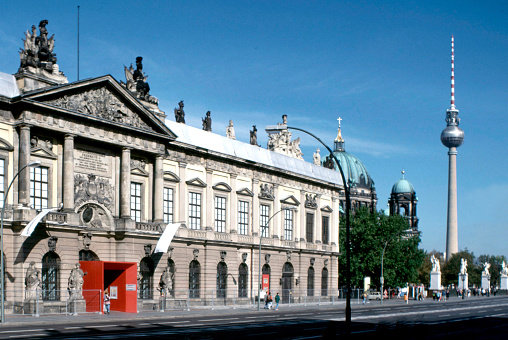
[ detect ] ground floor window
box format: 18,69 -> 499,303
217,262 -> 227,298
139,257 -> 154,299
189,260 -> 200,298
238,263 -> 248,297
42,252 -> 60,301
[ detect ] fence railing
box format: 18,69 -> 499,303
3,289 -> 102,316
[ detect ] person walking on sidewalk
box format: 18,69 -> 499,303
104,291 -> 111,314
275,292 -> 280,310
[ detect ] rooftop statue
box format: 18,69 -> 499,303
267,115 -> 303,160
19,20 -> 57,71
250,125 -> 258,146
202,111 -> 212,132
123,57 -> 158,105
174,101 -> 185,123
226,120 -> 236,140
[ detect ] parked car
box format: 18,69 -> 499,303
368,291 -> 382,300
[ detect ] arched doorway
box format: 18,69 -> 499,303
139,257 -> 154,299
321,267 -> 329,296
262,264 -> 271,293
189,260 -> 200,298
79,249 -> 99,261
216,262 -> 227,298
238,263 -> 248,298
307,266 -> 315,297
282,262 -> 293,303
42,252 -> 60,301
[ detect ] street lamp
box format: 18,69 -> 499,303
380,228 -> 420,305
1,160 -> 41,324
265,124 -> 352,333
257,206 -> 297,311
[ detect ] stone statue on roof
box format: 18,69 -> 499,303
19,20 -> 57,71
122,56 -> 158,105
267,115 -> 303,160
202,111 -> 212,132
226,120 -> 236,140
174,101 -> 185,123
313,149 -> 321,165
250,125 -> 258,146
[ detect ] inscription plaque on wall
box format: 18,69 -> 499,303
75,149 -> 110,177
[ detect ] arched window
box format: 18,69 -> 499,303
139,257 -> 154,299
189,260 -> 200,298
262,264 -> 271,292
167,259 -> 176,297
79,250 -> 99,261
238,263 -> 248,298
42,252 -> 60,301
321,267 -> 329,296
282,262 -> 294,303
217,262 -> 228,298
307,267 -> 315,297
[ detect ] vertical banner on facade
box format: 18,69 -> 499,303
154,223 -> 181,253
21,208 -> 57,237
262,274 -> 270,292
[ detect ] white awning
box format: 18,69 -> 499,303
154,223 -> 181,253
21,208 -> 58,237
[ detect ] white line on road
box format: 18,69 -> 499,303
197,317 -> 239,322
157,320 -> 191,324
9,334 -> 46,338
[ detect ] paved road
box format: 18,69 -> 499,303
0,296 -> 507,339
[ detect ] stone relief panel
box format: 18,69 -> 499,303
45,86 -> 154,131
74,174 -> 114,213
76,202 -> 114,230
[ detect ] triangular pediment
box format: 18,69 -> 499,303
236,187 -> 254,197
16,75 -> 176,140
186,177 -> 206,188
321,205 -> 333,213
280,195 -> 300,206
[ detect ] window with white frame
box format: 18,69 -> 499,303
0,159 -> 4,208
30,166 -> 48,211
306,212 -> 314,242
238,200 -> 249,235
130,182 -> 142,222
188,192 -> 201,229
215,196 -> 226,232
284,208 -> 294,241
163,187 -> 174,224
260,204 -> 270,238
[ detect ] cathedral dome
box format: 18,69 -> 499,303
323,120 -> 375,191
391,170 -> 415,194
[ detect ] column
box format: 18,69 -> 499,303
299,190 -> 306,242
18,125 -> 31,206
229,174 -> 237,233
153,155 -> 164,222
446,147 -> 458,261
120,147 -> 131,219
273,184 -> 280,238
178,162 -> 187,223
62,134 -> 75,211
316,195 -> 322,243
252,179 -> 259,236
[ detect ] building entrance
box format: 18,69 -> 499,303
80,261 -> 138,313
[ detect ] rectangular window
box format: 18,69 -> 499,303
30,166 -> 49,211
163,187 -> 174,224
188,192 -> 201,229
322,216 -> 330,245
0,159 -> 4,208
238,200 -> 249,235
130,182 -> 142,222
260,204 -> 270,238
284,209 -> 294,241
215,196 -> 226,232
306,213 -> 314,242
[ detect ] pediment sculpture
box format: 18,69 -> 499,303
122,56 -> 158,105
46,86 -> 153,131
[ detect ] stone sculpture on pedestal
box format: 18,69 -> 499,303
430,255 -> 442,290
25,261 -> 41,301
68,263 -> 86,300
226,120 -> 236,140
481,262 -> 491,290
500,261 -> 508,290
458,258 -> 468,291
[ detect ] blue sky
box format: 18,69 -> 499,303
1,1 -> 507,258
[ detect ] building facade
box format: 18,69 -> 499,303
0,21 -> 343,313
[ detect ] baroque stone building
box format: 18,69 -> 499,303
0,21 -> 343,313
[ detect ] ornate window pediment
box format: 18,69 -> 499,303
212,182 -> 232,192
163,171 -> 180,182
30,136 -> 57,159
131,157 -> 148,177
186,177 -> 206,188
321,205 -> 333,213
280,195 -> 300,206
0,137 -> 14,151
236,187 -> 254,197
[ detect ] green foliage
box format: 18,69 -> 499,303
338,207 -> 425,289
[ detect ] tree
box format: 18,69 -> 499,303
338,207 -> 425,290
476,254 -> 507,288
441,249 -> 477,287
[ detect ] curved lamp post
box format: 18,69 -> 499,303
380,228 -> 420,305
265,124 -> 352,333
1,160 -> 41,324
257,206 -> 297,311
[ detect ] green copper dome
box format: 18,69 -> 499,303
322,123 -> 375,191
391,170 -> 415,194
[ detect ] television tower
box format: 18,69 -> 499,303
441,35 -> 465,261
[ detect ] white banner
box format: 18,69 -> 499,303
21,208 -> 58,237
154,223 -> 181,253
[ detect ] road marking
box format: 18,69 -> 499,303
197,317 -> 239,322
9,334 -> 46,338
157,320 -> 190,324
246,315 -> 274,319
1,329 -> 46,333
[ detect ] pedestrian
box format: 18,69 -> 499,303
267,291 -> 273,309
363,292 -> 367,304
275,292 -> 280,310
264,290 -> 268,309
104,291 -> 111,314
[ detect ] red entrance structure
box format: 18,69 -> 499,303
80,261 -> 138,313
